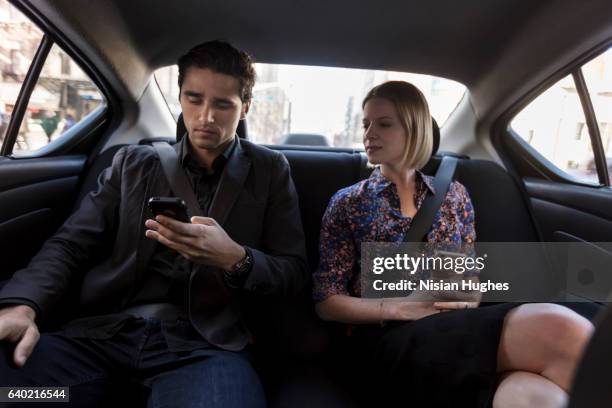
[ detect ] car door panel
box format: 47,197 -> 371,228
0,156 -> 86,279
521,179 -> 612,305
525,178 -> 612,242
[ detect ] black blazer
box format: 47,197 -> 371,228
0,137 -> 309,350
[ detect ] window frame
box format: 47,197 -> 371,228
496,39 -> 612,189
0,35 -> 52,156
1,0 -> 117,158
573,68 -> 610,186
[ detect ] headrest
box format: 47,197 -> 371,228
431,117 -> 440,157
176,113 -> 248,141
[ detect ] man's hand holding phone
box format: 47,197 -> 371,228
145,197 -> 245,271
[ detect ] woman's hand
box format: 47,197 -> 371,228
383,298 -> 480,321
383,300 -> 440,321
315,294 -> 479,325
433,301 -> 479,312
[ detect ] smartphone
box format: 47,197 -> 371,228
148,197 -> 190,223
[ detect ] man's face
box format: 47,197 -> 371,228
179,67 -> 249,152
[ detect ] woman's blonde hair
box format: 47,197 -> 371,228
362,81 -> 433,170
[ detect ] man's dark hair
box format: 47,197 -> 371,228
178,40 -> 256,103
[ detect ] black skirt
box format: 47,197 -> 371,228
341,302 -> 521,408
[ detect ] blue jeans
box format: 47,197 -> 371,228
0,317 -> 266,408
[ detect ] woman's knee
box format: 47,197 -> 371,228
498,303 -> 594,388
493,371 -> 567,408
512,304 -> 592,361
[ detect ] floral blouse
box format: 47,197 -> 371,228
313,167 -> 476,302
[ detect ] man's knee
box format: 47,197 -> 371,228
0,333 -> 105,387
195,352 -> 265,405
149,351 -> 266,408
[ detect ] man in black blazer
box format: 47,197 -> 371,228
0,41 -> 307,407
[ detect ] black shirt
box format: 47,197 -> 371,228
127,135 -> 236,309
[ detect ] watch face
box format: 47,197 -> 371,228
234,251 -> 252,272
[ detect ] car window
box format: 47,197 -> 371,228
582,47 -> 612,183
155,64 -> 465,148
12,43 -> 105,154
511,74 -> 596,183
0,0 -> 44,144
511,46 -> 612,185
0,0 -> 106,155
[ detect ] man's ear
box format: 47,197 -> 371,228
240,101 -> 251,120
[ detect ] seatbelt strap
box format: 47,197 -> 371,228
150,140 -> 248,351
152,141 -> 203,218
403,155 -> 459,242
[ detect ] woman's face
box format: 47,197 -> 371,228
362,97 -> 407,167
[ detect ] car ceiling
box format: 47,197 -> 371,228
25,0 -> 612,124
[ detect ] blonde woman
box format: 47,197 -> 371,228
313,81 -> 593,407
